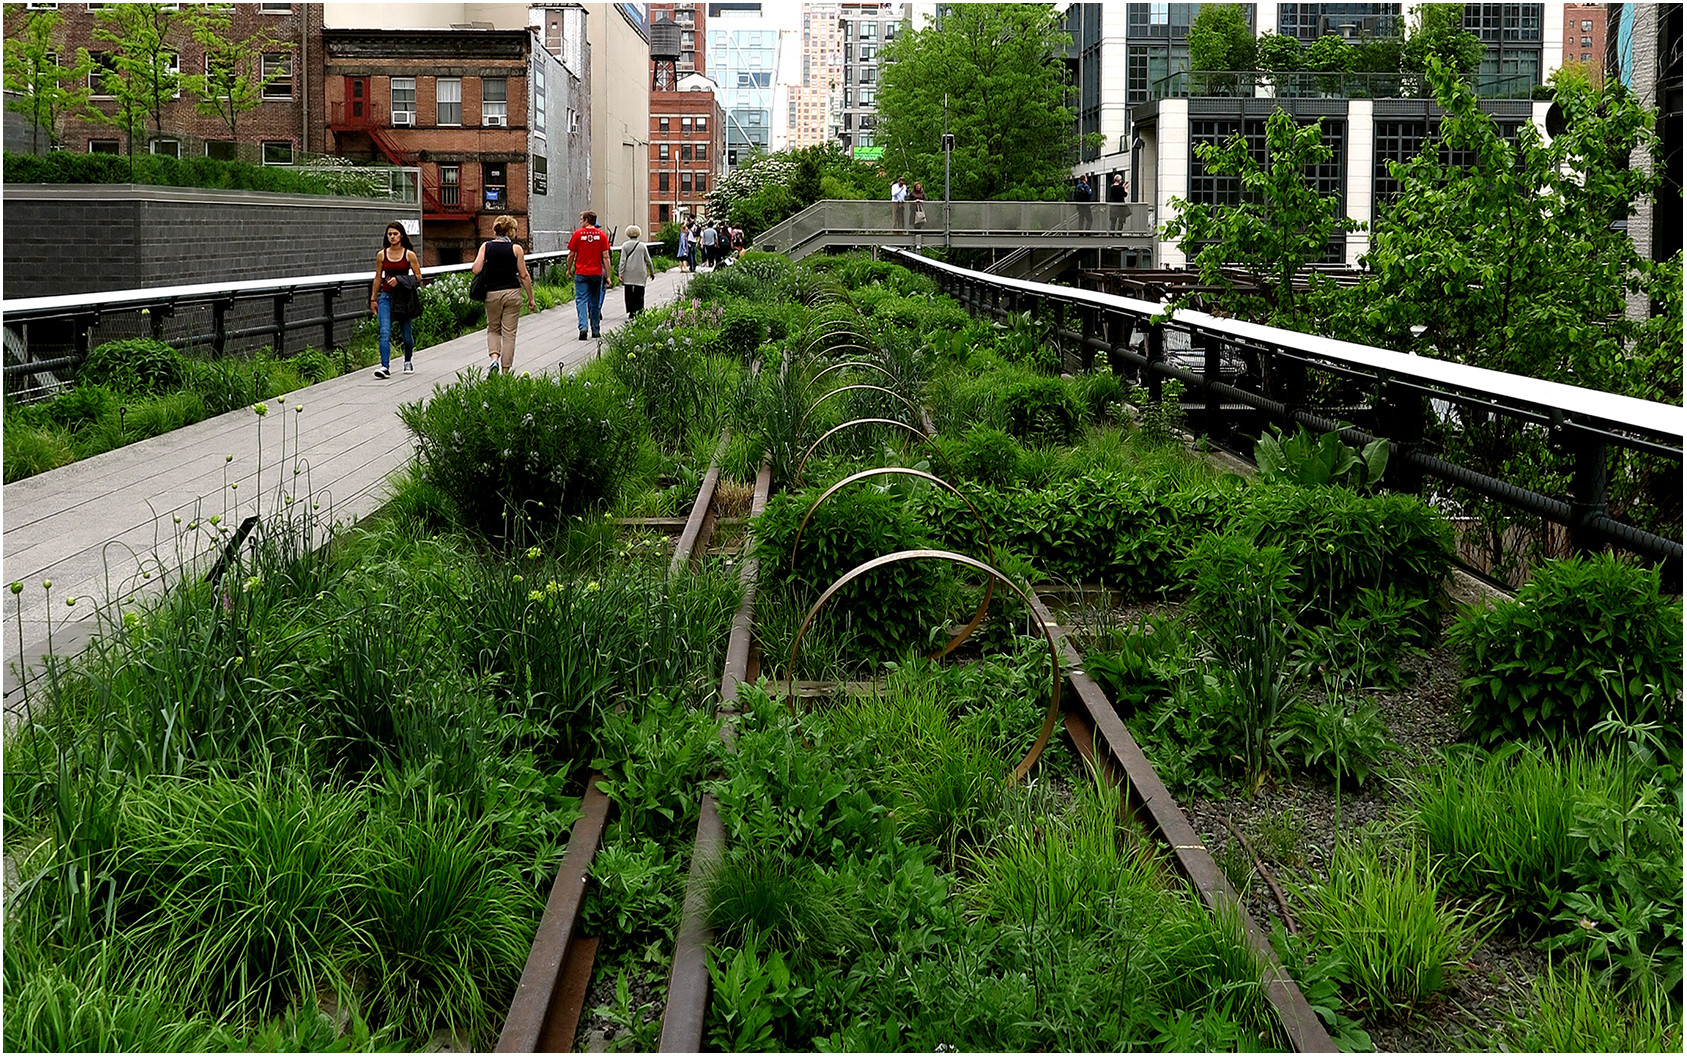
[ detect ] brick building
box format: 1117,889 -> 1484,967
1564,4 -> 1606,77
648,74 -> 725,232
2,2 -> 314,164
321,28 -> 534,267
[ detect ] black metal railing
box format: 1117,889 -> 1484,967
1,252 -> 572,399
886,248 -> 1685,588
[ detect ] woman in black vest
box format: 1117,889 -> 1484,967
471,214 -> 535,376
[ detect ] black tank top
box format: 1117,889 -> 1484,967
482,239 -> 520,292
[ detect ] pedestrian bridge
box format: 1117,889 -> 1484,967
752,199 -> 1156,261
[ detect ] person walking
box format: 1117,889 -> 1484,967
617,224 -> 653,319
1074,174 -> 1094,230
730,224 -> 746,260
677,223 -> 692,272
471,214 -> 536,376
698,220 -> 718,270
566,210 -> 612,340
369,221 -> 423,379
891,175 -> 908,229
1107,173 -> 1127,231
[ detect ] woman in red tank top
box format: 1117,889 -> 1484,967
369,222 -> 422,378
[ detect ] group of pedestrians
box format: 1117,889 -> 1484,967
368,206 -> 659,380
889,176 -> 928,229
676,219 -> 742,272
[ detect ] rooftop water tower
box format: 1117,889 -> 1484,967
652,16 -> 681,91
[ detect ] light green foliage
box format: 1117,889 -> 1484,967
1253,425 -> 1388,490
1276,692 -> 1399,787
1295,841 -> 1486,1022
1509,958 -> 1682,1052
180,4 -> 289,147
79,337 -> 187,396
1401,3 -> 1484,79
1163,109 -> 1362,324
877,4 -> 1092,200
1255,31 -> 1304,71
1188,3 -> 1258,73
3,7 -> 93,152
1447,553 -> 1682,747
89,3 -> 186,158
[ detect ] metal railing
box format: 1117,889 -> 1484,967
1150,68 -> 1539,101
885,247 -> 1685,585
1,252 -> 573,397
755,199 -> 1153,260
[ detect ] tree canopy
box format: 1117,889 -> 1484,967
1188,4 -> 1258,73
876,4 -> 1090,201
3,6 -> 93,153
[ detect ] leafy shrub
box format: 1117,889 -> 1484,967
38,383 -> 116,431
3,150 -> 377,197
79,338 -> 187,396
1448,554 -> 1682,746
288,347 -> 339,384
1073,369 -> 1128,423
754,485 -> 950,662
949,425 -> 1023,487
1293,585 -> 1431,689
187,358 -> 254,416
1254,425 -> 1388,490
991,310 -> 1060,374
719,306 -> 767,358
398,370 -> 642,538
1000,374 -> 1081,446
1278,694 -> 1399,787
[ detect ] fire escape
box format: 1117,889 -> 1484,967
327,101 -> 478,222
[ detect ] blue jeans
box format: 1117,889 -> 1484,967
377,292 -> 414,368
575,275 -> 604,334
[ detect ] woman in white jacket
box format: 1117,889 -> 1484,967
617,225 -> 654,319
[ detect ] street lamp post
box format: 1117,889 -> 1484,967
943,93 -> 952,249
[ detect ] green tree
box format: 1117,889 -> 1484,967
1256,32 -> 1304,71
181,5 -> 289,153
1401,3 -> 1483,82
1188,3 -> 1258,72
2,5 -> 93,153
876,4 -> 1091,200
1162,110 -> 1360,324
90,3 -> 186,159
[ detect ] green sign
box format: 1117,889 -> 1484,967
852,146 -> 885,161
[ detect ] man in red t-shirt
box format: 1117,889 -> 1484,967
566,210 -> 612,340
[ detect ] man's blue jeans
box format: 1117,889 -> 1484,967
575,275 -> 604,334
376,292 -> 414,368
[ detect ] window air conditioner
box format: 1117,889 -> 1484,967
391,111 -> 414,127
485,114 -> 506,127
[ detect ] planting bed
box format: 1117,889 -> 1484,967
6,251 -> 1679,1053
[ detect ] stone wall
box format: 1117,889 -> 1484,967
4,184 -> 421,359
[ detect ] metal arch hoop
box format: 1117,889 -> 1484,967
793,417 -> 956,485
806,360 -> 897,395
789,466 -> 996,663
785,548 -> 1062,784
799,384 -> 923,439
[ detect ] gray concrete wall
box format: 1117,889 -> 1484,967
4,184 -> 422,359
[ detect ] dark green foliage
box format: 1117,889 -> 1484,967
1000,374 -> 1081,446
1277,694 -> 1399,786
1448,554 -> 1683,747
1072,369 -> 1127,423
397,371 -> 641,538
948,425 -> 1022,487
592,692 -> 721,841
79,337 -> 187,396
288,347 -> 339,383
35,384 -> 117,432
187,357 -> 254,416
3,148 -> 381,197
754,486 -> 950,662
719,306 -> 768,357
1253,425 -> 1388,490
1294,585 -> 1430,689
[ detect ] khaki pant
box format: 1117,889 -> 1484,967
485,287 -> 522,370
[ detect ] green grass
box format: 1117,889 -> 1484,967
1508,958 -> 1682,1052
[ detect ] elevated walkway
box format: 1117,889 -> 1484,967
753,199 -> 1155,261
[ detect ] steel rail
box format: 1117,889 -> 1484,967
496,428 -> 732,1054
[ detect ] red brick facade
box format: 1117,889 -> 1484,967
648,88 -> 725,233
4,2 -> 313,164
1564,4 -> 1608,78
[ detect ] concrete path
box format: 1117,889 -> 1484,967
3,265 -> 703,706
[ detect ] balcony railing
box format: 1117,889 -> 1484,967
1149,69 -> 1538,101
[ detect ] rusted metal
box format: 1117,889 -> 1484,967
540,936 -> 600,1051
669,431 -> 730,579
784,549 -> 1061,783
495,777 -> 611,1053
1033,593 -> 1335,1052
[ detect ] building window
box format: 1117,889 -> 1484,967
483,161 -> 506,206
859,21 -> 876,39
682,116 -> 693,131
695,172 -> 707,192
205,140 -> 236,160
1581,19 -> 1593,31
261,140 -> 293,165
437,77 -> 461,125
659,116 -> 670,132
533,153 -> 547,195
659,143 -> 670,161
260,2 -> 291,12
860,86 -> 875,105
89,52 -> 117,96
695,143 -> 706,161
659,171 -> 671,192
390,76 -> 416,121
695,116 -> 706,132
89,139 -> 120,153
261,52 -> 291,99
150,138 -> 180,158
1580,36 -> 1592,47
441,164 -> 460,205
681,143 -> 692,161
534,64 -> 545,131
659,203 -> 672,222
681,171 -> 693,192
569,109 -> 580,134
1581,52 -> 1591,62
482,77 -> 507,123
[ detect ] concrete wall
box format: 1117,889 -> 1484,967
587,4 -> 652,241
4,184 -> 419,357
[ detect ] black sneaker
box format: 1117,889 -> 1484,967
579,329 -> 588,341
373,365 -> 390,379
592,330 -> 601,338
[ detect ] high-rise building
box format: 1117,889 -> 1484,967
707,2 -> 780,167
788,4 -> 845,150
834,2 -> 899,162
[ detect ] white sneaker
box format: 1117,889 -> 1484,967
402,361 -> 414,373
373,365 -> 390,379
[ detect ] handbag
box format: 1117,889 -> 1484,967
468,269 -> 487,302
913,205 -> 927,226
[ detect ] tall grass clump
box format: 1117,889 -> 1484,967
1508,958 -> 1682,1052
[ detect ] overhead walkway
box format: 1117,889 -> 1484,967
753,199 -> 1155,264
